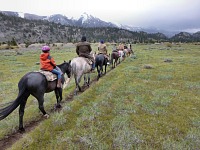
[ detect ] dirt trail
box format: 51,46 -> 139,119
0,70 -> 111,150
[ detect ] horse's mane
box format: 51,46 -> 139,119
57,60 -> 71,68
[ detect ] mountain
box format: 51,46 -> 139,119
0,12 -> 170,44
76,12 -> 117,28
1,11 -> 200,38
45,14 -> 76,26
0,11 -> 199,44
0,11 -> 172,36
170,32 -> 200,42
0,11 -> 117,28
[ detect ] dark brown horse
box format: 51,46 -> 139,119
110,51 -> 120,68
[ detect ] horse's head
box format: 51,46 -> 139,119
59,60 -> 71,78
65,60 -> 71,78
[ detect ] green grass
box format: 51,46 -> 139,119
0,43 -> 200,149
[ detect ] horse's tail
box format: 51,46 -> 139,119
0,78 -> 27,120
70,61 -> 77,77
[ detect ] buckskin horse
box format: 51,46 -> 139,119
95,54 -> 108,80
0,61 -> 71,132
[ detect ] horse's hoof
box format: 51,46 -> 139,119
44,114 -> 50,119
19,128 -> 25,133
55,103 -> 62,109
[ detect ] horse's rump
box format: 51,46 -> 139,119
70,57 -> 92,94
71,57 -> 91,75
111,51 -> 119,59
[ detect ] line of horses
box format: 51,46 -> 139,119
0,48 -> 133,132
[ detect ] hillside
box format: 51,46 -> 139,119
0,12 -> 200,44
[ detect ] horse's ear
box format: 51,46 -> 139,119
69,60 -> 71,64
64,60 -> 66,62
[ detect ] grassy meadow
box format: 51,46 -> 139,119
0,43 -> 200,149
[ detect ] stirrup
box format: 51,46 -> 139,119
90,69 -> 95,73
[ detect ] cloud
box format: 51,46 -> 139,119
0,0 -> 199,31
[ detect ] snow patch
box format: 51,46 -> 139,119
18,12 -> 24,18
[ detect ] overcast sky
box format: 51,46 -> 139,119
1,0 -> 200,31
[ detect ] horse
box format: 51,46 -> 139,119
118,50 -> 125,62
95,54 -> 108,80
110,51 -> 120,68
123,48 -> 133,57
70,57 -> 92,95
126,48 -> 134,56
0,61 -> 71,132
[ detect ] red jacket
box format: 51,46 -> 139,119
40,53 -> 56,71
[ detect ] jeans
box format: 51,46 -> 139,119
92,63 -> 95,70
52,69 -> 61,79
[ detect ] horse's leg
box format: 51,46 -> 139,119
19,92 -> 30,132
100,64 -> 103,75
54,88 -> 62,108
87,74 -> 90,86
74,75 -> 78,95
84,74 -> 87,85
84,74 -> 90,86
104,64 -> 107,74
74,74 -> 82,95
36,95 -> 48,118
97,65 -> 100,80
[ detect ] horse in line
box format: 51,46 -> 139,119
124,48 -> 133,57
70,57 -> 92,95
0,61 -> 71,132
110,50 -> 124,68
95,54 -> 108,80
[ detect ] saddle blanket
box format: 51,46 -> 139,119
38,70 -> 57,81
82,57 -> 93,65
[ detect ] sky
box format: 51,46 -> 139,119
0,0 -> 200,32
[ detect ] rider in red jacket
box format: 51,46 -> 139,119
40,45 -> 62,88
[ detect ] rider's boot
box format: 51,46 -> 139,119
106,58 -> 110,65
57,79 -> 62,88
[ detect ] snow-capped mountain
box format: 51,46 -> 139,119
76,12 -> 117,27
45,14 -> 76,26
0,11 -> 181,36
0,11 -> 118,28
1,11 -> 117,28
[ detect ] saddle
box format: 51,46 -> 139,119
97,53 -> 109,60
39,70 -> 57,81
82,57 -> 93,65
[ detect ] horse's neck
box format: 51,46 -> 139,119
57,64 -> 67,74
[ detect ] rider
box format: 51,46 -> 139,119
76,36 -> 95,72
40,45 -> 62,88
98,40 -> 110,65
118,43 -> 124,51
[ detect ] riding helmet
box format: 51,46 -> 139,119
42,45 -> 50,52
